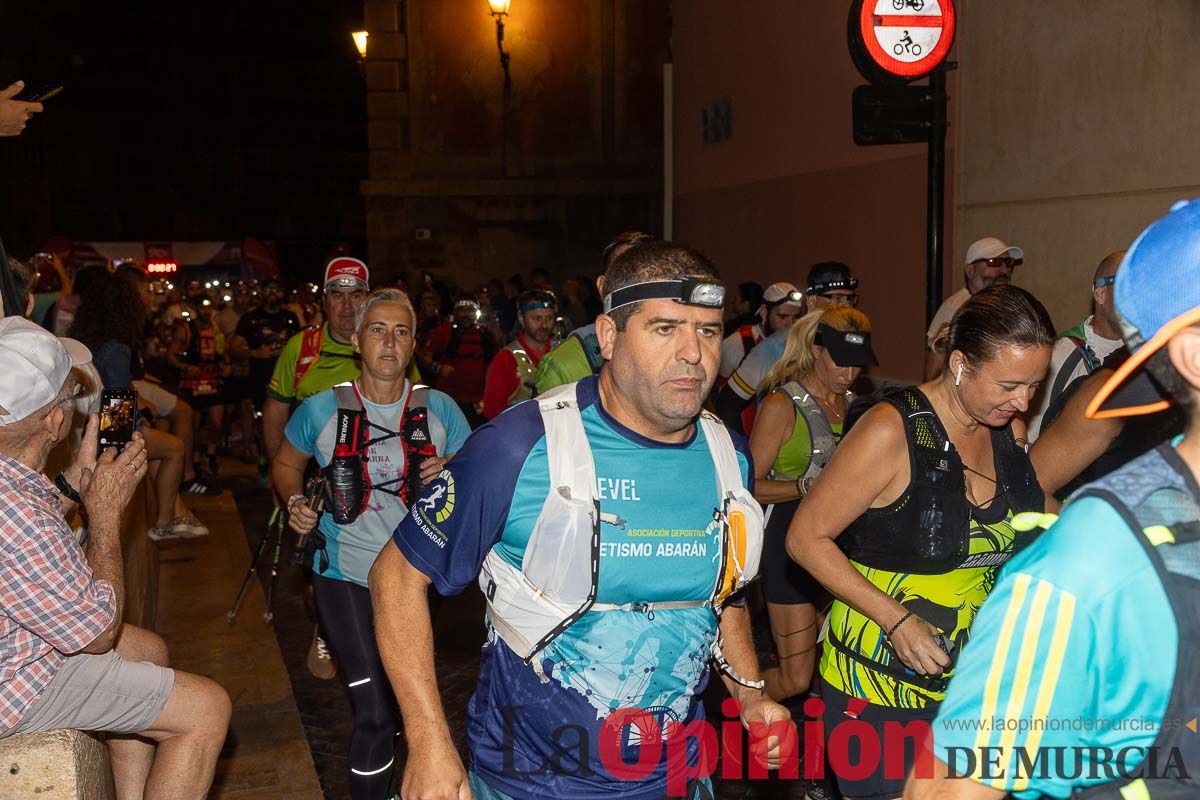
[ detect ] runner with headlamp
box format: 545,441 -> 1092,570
273,288 -> 469,800
749,306 -> 876,706
371,240 -> 790,800
481,289 -> 557,419
716,263 -> 862,435
424,298 -> 496,427
717,282 -> 805,388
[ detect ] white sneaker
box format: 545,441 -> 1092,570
169,515 -> 210,538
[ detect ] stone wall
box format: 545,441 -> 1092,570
361,0 -> 669,287
954,0 -> 1200,331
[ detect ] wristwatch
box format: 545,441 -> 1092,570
286,494 -> 305,513
54,473 -> 82,503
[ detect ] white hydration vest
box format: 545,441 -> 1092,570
478,381 -> 765,664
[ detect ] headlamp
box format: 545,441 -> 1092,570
808,277 -> 859,295
602,278 -> 726,314
765,289 -> 805,309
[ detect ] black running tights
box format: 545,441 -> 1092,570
312,573 -> 399,799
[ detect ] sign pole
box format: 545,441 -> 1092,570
925,66 -> 947,327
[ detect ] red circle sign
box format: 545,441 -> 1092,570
859,0 -> 956,79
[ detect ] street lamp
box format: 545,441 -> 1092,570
352,30 -> 369,63
487,1 -> 512,173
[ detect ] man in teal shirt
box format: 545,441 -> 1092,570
906,200 -> 1200,799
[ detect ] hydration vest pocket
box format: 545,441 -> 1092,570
522,488 -> 598,606
714,490 -> 764,606
326,407 -> 369,525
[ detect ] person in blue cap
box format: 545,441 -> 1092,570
906,199 -> 1200,799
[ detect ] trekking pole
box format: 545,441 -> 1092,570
263,504 -> 286,624
227,503 -> 282,623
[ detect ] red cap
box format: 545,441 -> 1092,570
323,257 -> 369,290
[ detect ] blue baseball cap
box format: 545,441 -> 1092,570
1088,199 -> 1200,419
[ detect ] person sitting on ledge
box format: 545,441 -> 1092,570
0,317 -> 231,800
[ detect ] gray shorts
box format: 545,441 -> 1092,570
12,651 -> 175,736
132,380 -> 179,418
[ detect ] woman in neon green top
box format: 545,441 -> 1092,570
788,285 -> 1054,800
748,306 -> 875,704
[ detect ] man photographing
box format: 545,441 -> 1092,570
370,241 -> 790,799
0,318 -> 230,798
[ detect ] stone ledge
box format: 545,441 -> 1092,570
0,729 -> 114,800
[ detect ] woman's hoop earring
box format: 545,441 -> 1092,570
955,364 -> 963,387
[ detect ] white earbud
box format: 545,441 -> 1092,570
955,364 -> 964,387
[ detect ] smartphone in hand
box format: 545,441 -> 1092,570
17,83 -> 63,103
98,388 -> 138,457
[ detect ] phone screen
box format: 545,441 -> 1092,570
98,389 -> 137,455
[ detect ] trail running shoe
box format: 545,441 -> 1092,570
307,626 -> 338,680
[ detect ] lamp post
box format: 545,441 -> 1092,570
487,0 -> 512,173
352,30 -> 369,76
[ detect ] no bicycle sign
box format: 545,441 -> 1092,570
850,0 -> 956,82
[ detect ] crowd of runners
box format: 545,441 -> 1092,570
3,204 -> 1199,800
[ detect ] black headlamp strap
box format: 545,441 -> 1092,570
603,278 -> 725,314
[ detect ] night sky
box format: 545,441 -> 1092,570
1,2 -> 369,280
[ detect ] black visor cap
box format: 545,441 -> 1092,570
815,325 -> 878,367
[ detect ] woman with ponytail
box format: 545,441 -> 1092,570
749,305 -> 876,703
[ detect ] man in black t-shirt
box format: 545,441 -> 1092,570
233,279 -> 302,408
231,279 -> 300,481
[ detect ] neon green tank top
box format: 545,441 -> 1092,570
819,509 -> 1020,709
771,405 -> 843,478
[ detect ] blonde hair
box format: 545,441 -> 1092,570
760,306 -> 872,393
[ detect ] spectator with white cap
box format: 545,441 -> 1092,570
0,317 -> 231,797
924,236 -> 1024,379
717,280 -> 805,386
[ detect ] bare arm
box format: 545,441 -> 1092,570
262,396 -> 290,461
785,403 -> 951,676
748,391 -> 801,505
717,604 -> 792,770
369,543 -> 470,799
1029,370 -> 1122,497
904,755 -> 1006,800
79,434 -> 149,654
272,438 -> 321,534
